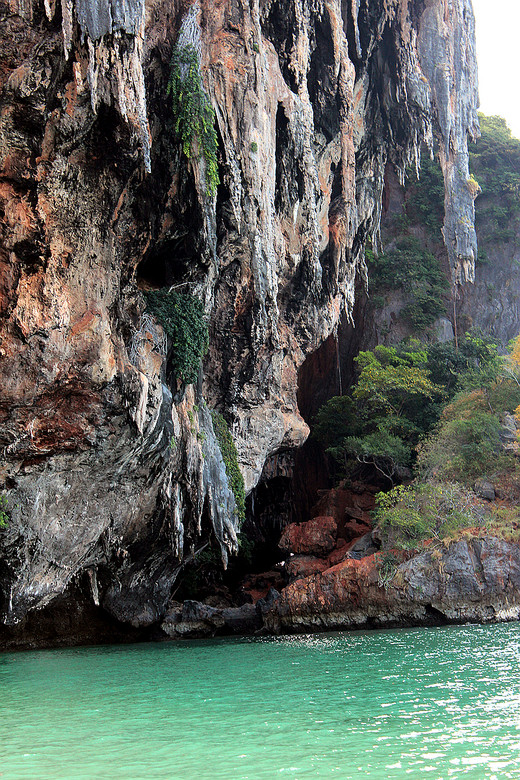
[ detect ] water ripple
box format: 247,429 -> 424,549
1,623 -> 520,778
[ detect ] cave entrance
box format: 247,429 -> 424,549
136,234 -> 196,290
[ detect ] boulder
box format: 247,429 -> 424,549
161,600 -> 262,639
279,515 -> 337,557
346,532 -> 379,560
265,537 -> 520,634
286,555 -> 330,579
474,479 -> 496,501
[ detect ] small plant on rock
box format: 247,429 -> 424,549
0,495 -> 9,529
211,411 -> 246,524
374,482 -> 484,551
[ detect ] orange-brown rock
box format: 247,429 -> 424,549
285,555 -> 330,580
0,0 -> 481,648
266,538 -> 520,633
279,516 -> 337,557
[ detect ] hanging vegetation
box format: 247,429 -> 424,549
143,289 -> 208,385
168,43 -> 220,197
211,411 -> 246,524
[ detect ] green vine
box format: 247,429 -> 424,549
0,495 -> 9,529
167,44 -> 220,197
144,289 -> 208,385
211,411 -> 246,523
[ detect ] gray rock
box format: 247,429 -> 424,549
434,317 -> 455,343
161,600 -> 261,639
474,479 -> 496,501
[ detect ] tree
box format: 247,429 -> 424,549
314,343 -> 444,483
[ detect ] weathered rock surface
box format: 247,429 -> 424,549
279,515 -> 337,556
162,599 -> 262,639
0,0 -> 480,647
265,537 -> 520,633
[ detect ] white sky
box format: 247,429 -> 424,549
472,0 -> 520,139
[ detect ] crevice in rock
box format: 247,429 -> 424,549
274,104 -> 305,215
260,0 -> 298,94
308,10 -> 340,143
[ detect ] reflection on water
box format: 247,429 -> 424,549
1,623 -> 520,778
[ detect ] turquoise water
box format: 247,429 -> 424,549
1,624 -> 520,779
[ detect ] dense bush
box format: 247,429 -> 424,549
469,114 -> 520,244
426,333 -> 502,397
374,482 -> 484,550
313,333 -> 520,487
144,289 -> 208,384
418,401 -> 503,483
0,495 -> 8,529
314,343 -> 444,480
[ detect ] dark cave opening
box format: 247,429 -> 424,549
136,167 -> 204,289
247,283 -> 374,560
136,235 -> 197,289
307,11 -> 341,143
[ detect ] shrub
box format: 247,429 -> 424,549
144,289 -> 208,384
418,398 -> 504,483
211,411 -> 246,523
426,333 -> 501,398
375,550 -> 402,586
469,114 -> 520,243
168,43 -> 220,197
312,343 -> 444,480
485,505 -> 520,543
374,482 -> 484,550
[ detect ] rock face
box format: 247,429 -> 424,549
266,537 -> 520,633
0,0 -> 479,647
279,515 -> 337,556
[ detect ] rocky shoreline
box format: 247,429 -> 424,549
162,496 -> 520,640
3,487 -> 520,650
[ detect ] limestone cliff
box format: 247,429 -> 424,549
0,0 -> 479,646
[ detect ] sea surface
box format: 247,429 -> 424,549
1,622 -> 520,779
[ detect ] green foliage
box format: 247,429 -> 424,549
313,329 -> 520,490
470,114 -> 520,243
367,236 -> 448,330
426,333 -> 501,398
375,550 -> 401,586
485,505 -> 520,543
168,44 -> 220,197
250,142 -> 258,153
0,495 -> 8,529
144,289 -> 208,384
211,411 -> 246,524
418,391 -> 505,483
405,152 -> 445,236
314,343 -> 444,480
353,344 -> 442,417
417,334 -> 520,484
374,482 -> 484,550
313,395 -> 360,450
